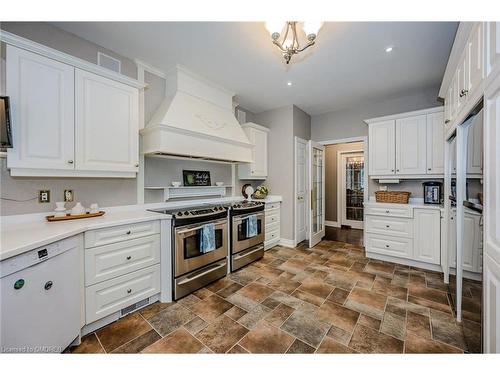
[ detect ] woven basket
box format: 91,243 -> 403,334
375,191 -> 411,204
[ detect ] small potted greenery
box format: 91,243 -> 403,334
252,185 -> 269,199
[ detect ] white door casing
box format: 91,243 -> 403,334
308,140 -> 325,248
396,115 -> 427,175
484,71 -> 500,353
75,69 -> 139,172
368,120 -> 395,175
295,137 -> 308,244
6,45 -> 75,170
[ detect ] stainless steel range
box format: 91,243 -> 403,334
230,201 -> 265,271
149,204 -> 229,300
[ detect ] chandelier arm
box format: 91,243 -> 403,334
282,23 -> 290,47
291,22 -> 300,50
296,40 -> 316,53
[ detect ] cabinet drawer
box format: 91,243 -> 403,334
85,264 -> 160,324
265,203 -> 280,211
365,205 -> 413,218
85,234 -> 160,286
265,210 -> 280,226
365,233 -> 413,259
265,227 -> 280,242
265,221 -> 280,233
85,220 -> 160,248
365,215 -> 413,238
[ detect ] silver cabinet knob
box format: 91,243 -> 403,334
127,289 -> 132,294
126,230 -> 131,235
386,225 -> 390,228
126,256 -> 132,260
134,163 -> 139,167
396,169 -> 400,172
67,160 -> 74,164
459,89 -> 468,97
385,210 -> 390,213
445,119 -> 450,124
391,169 -> 394,172
428,168 -> 432,171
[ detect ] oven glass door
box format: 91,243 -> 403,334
232,212 -> 265,254
175,219 -> 228,277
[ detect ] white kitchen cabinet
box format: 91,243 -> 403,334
426,112 -> 444,174
413,209 -> 441,265
75,69 -> 139,173
444,85 -> 454,132
238,122 -> 269,179
368,120 -> 395,175
6,45 -> 75,170
264,202 -> 281,250
4,41 -> 142,178
448,209 -> 482,273
396,115 -> 427,175
467,23 -> 484,100
466,112 -> 483,174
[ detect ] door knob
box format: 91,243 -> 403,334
67,160 -> 74,164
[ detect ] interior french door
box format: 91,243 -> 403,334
341,152 -> 364,229
308,141 -> 325,248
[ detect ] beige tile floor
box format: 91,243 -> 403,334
69,240 -> 482,354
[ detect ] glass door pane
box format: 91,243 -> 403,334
312,148 -> 324,234
345,155 -> 364,222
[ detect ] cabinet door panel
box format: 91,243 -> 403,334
426,112 -> 444,174
6,46 -> 75,170
414,209 -> 440,265
448,212 -> 476,272
457,49 -> 468,113
468,23 -> 484,99
445,86 -> 453,130
75,69 -> 139,172
467,111 -> 483,174
486,22 -> 500,79
396,115 -> 427,174
251,128 -> 267,176
368,120 -> 395,175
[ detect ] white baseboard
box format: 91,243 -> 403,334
325,220 -> 340,228
278,238 -> 296,248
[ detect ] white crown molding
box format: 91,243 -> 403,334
0,30 -> 146,89
241,122 -> 270,132
363,106 -> 444,124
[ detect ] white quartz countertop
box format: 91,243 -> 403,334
364,200 -> 444,211
0,195 -> 283,261
0,209 -> 169,261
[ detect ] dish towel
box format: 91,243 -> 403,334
200,223 -> 216,253
246,215 -> 258,238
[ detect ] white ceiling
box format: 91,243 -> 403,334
52,22 -> 457,115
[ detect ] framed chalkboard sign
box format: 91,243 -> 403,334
183,170 -> 211,186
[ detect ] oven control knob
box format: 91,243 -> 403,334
213,207 -> 218,211
219,206 -> 224,210
184,211 -> 190,215
177,212 -> 183,216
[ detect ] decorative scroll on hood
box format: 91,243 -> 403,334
140,65 -> 253,163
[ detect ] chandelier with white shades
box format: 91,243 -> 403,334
265,21 -> 323,64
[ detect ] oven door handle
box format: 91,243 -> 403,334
176,262 -> 227,286
233,212 -> 265,224
176,219 -> 227,235
233,245 -> 264,260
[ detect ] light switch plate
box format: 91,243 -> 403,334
38,190 -> 50,203
63,189 -> 74,202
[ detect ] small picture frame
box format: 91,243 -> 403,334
183,170 -> 211,186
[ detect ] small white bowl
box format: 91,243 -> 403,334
171,181 -> 181,187
215,182 -> 224,187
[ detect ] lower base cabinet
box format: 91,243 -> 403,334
264,202 -> 281,250
448,209 -> 483,273
365,203 -> 441,268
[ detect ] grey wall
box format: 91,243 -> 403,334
0,22 -> 137,79
0,158 -> 138,215
255,106 -> 295,241
311,85 -> 442,141
325,142 -> 364,222
293,105 -> 311,140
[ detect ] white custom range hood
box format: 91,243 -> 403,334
141,65 -> 253,163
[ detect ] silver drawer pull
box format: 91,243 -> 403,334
126,230 -> 132,235
385,225 -> 390,228
385,245 -> 390,248
177,263 -> 226,286
127,289 -> 132,294
126,256 -> 132,260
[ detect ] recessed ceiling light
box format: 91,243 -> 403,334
385,46 -> 394,53
287,81 -> 292,86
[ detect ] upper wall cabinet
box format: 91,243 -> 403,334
368,120 -> 395,176
486,22 -> 500,80
4,38 -> 144,178
366,107 -> 443,178
6,45 -> 75,170
75,69 -> 139,173
238,122 -> 269,180
396,115 -> 427,175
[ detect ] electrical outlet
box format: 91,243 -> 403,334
38,190 -> 50,203
64,189 -> 74,202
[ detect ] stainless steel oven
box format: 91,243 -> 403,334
149,204 -> 229,300
230,201 -> 265,271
